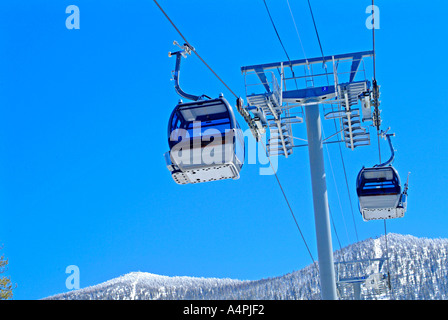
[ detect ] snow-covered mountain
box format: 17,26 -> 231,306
45,234 -> 448,300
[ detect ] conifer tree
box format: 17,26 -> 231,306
0,248 -> 14,300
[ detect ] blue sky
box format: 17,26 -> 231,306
0,0 -> 447,299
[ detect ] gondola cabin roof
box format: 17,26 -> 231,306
356,166 -> 401,197
168,97 -> 237,148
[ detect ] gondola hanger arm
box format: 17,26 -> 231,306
375,128 -> 396,167
168,40 -> 205,102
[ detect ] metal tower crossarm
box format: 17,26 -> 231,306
241,51 -> 374,74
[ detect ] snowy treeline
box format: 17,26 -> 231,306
45,234 -> 448,300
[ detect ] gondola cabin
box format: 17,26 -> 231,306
164,96 -> 245,185
356,166 -> 407,221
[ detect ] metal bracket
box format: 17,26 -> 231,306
372,80 -> 381,130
